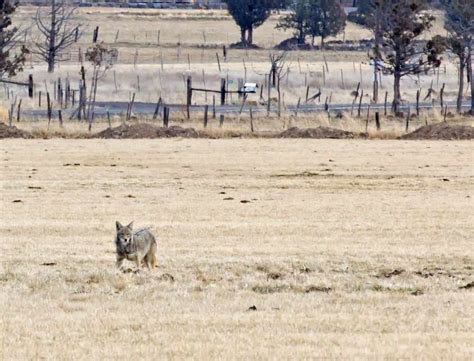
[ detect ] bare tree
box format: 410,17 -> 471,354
34,0 -> 80,73
1,0 -> 28,78
85,42 -> 117,130
269,52 -> 289,117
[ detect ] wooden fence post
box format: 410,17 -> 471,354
366,104 -> 370,132
163,106 -> 169,128
16,99 -> 22,122
93,26 -> 99,43
153,97 -> 162,120
212,95 -> 216,119
28,75 -> 33,98
405,106 -> 411,132
220,78 -> 226,105
216,53 -> 221,72
295,97 -> 301,118
375,112 -> 381,130
440,83 -> 445,110
219,114 -> 224,127
416,89 -> 420,116
249,106 -> 254,133
47,92 -> 52,129
127,93 -> 135,121
186,76 -> 192,119
358,90 -> 364,117
203,105 -> 208,128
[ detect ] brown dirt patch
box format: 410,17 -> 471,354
279,126 -> 365,139
94,123 -> 199,139
401,122 -> 474,140
0,122 -> 32,139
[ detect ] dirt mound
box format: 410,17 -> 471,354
274,38 -> 311,51
229,42 -> 260,49
275,38 -> 372,51
279,127 -> 364,139
0,122 -> 32,139
401,123 -> 474,140
95,123 -> 199,139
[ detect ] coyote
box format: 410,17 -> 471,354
114,221 -> 157,270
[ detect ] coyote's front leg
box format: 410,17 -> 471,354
116,255 -> 125,269
135,253 -> 142,269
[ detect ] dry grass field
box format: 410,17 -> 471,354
1,138 -> 473,359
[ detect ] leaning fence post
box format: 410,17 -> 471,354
47,92 -> 52,129
93,26 -> 99,43
249,106 -> 254,133
358,90 -> 364,117
375,111 -> 381,131
153,97 -> 162,120
295,97 -> 301,118
216,53 -> 221,72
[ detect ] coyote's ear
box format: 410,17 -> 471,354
126,221 -> 134,230
116,221 -> 123,231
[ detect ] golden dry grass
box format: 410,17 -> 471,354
1,138 -> 473,360
6,110 -> 474,140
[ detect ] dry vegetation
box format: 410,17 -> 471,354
2,7 -> 465,115
5,109 -> 474,140
1,139 -> 473,359
1,6 -> 473,360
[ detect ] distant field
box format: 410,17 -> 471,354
4,7 -> 463,115
1,139 -> 473,359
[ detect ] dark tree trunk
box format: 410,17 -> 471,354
247,27 -> 253,46
468,46 -> 473,115
298,25 -> 305,45
271,63 -> 276,87
457,53 -> 465,114
47,0 -> 56,73
320,36 -> 325,49
240,27 -> 246,46
373,4 -> 381,103
392,71 -> 402,114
